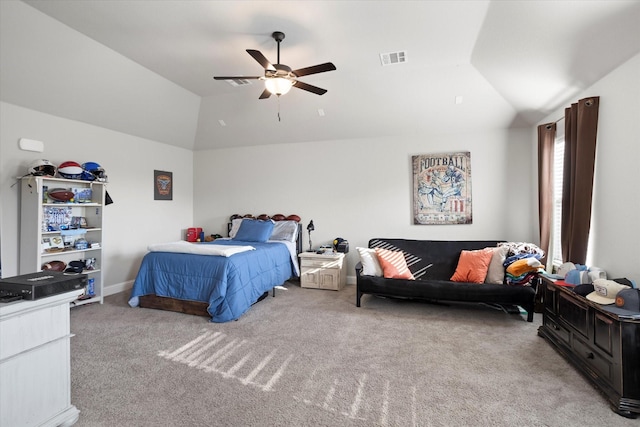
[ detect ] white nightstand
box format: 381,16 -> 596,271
298,252 -> 346,291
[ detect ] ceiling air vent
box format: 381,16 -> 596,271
380,51 -> 407,66
226,79 -> 253,87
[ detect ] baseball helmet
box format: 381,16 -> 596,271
57,161 -> 84,179
64,260 -> 85,274
29,159 -> 57,177
81,161 -> 107,182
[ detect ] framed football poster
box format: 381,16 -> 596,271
154,170 -> 173,201
412,152 -> 472,225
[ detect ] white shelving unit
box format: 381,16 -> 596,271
20,176 -> 105,306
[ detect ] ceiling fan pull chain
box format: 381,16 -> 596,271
277,96 -> 282,122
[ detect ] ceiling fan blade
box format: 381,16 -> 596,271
292,80 -> 327,95
213,76 -> 262,80
246,49 -> 276,71
259,88 -> 272,99
292,62 -> 336,77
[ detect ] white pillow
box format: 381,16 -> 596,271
270,220 -> 299,242
228,218 -> 244,238
485,246 -> 508,284
356,247 -> 383,277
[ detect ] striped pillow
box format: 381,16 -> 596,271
375,248 -> 415,280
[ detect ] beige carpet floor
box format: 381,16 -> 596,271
69,282 -> 636,426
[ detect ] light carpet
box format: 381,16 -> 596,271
69,282 -> 636,426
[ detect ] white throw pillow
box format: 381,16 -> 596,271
269,220 -> 299,242
228,218 -> 244,238
485,246 -> 508,284
356,247 -> 383,277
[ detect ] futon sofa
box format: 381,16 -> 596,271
355,238 -> 537,322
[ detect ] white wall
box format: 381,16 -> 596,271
0,102 -> 534,289
1,99 -> 535,288
537,53 -> 640,281
0,102 -> 194,292
0,1 -> 199,292
193,128 -> 535,277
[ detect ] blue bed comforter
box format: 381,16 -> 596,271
128,240 -> 294,322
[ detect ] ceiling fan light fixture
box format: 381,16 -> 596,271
214,31 -> 335,100
265,77 -> 293,96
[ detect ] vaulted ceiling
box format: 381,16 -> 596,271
3,1 -> 640,151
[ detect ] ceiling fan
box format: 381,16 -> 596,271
214,31 -> 336,99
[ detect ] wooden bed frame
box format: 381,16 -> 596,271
138,292 -> 273,318
139,294 -> 210,317
138,221 -> 303,318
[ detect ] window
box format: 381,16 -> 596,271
549,134 -> 594,268
550,136 -> 564,267
540,97 -> 598,270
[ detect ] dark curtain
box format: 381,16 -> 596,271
537,123 -> 556,265
561,96 -> 599,264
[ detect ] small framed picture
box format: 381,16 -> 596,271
154,170 -> 173,201
50,236 -> 65,249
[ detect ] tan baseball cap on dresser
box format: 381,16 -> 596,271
586,279 -> 629,305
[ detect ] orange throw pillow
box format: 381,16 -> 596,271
375,248 -> 415,280
450,248 -> 495,283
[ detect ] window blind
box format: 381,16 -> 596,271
551,137 -> 565,266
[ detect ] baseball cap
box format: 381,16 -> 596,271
586,279 -> 629,305
600,288 -> 640,317
573,283 -> 594,297
557,262 -> 576,278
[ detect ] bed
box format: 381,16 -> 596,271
128,216 -> 302,322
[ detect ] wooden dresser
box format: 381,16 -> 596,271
538,278 -> 640,418
0,290 -> 83,426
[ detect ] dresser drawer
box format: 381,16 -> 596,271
558,292 -> 589,338
544,316 -> 571,346
301,269 -> 343,290
573,336 -> 615,388
300,257 -> 343,269
0,302 -> 70,360
544,284 -> 559,315
0,337 -> 71,426
593,312 -> 617,357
